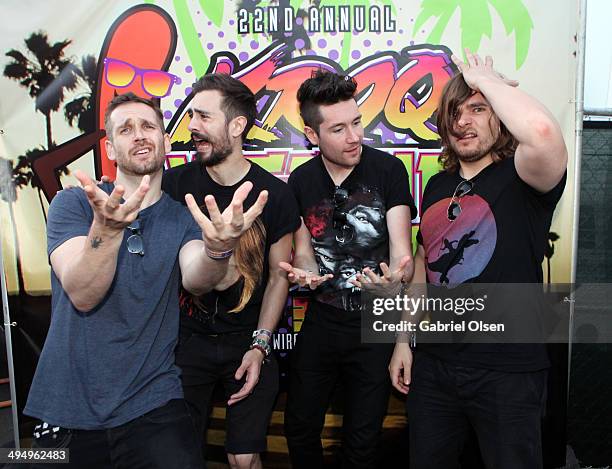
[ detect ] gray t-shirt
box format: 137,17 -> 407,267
24,184 -> 201,429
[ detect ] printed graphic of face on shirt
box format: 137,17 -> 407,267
305,184 -> 389,291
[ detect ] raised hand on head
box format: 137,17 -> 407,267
451,48 -> 519,92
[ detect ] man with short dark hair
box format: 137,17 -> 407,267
162,73 -> 300,469
389,51 -> 568,469
24,92 -> 266,468
282,70 -> 417,468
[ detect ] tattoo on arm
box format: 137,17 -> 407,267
91,236 -> 103,249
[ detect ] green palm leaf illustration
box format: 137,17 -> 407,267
173,0 -> 209,77
488,0 -> 532,68
414,0 -> 533,68
199,0 -> 225,27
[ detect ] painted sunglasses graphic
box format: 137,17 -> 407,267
103,58 -> 179,98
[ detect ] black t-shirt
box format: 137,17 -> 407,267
289,145 -> 417,329
162,160 -> 301,334
416,156 -> 566,371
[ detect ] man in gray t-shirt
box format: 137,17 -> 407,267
24,92 -> 267,469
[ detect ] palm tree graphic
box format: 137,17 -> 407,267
4,31 -> 79,150
64,55 -> 98,134
9,147 -> 70,224
413,0 -> 533,68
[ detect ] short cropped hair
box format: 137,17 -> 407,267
104,92 -> 164,141
191,73 -> 256,142
297,69 -> 358,133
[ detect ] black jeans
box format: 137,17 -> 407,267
28,399 -> 203,469
407,352 -> 547,469
284,318 -> 393,469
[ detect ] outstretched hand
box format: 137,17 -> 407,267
74,170 -> 149,231
350,255 -> 413,291
186,181 -> 268,252
451,48 -> 519,92
279,262 -> 333,290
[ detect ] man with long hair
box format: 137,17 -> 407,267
389,50 -> 568,468
281,70 -> 417,468
162,73 -> 300,469
24,92 -> 266,468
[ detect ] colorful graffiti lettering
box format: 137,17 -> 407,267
168,43 -> 454,148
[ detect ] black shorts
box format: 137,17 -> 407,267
176,331 -> 279,454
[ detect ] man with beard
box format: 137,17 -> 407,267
162,73 -> 300,469
389,51 -> 568,468
24,93 -> 266,468
280,70 -> 417,469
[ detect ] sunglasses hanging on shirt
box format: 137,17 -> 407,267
126,218 -> 144,256
447,179 -> 474,221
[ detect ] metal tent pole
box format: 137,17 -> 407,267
567,0 -> 588,397
1,234 -> 20,448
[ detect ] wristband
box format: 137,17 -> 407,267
395,331 -> 417,348
252,329 -> 272,340
250,343 -> 268,359
205,246 -> 233,260
250,337 -> 271,357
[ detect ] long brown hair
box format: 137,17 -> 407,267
193,217 -> 266,313
436,74 -> 517,173
229,217 -> 266,312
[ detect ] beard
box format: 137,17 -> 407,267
450,129 -> 497,164
115,140 -> 165,176
192,130 -> 232,167
455,143 -> 495,163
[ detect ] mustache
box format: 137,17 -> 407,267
191,131 -> 210,143
130,141 -> 154,152
450,128 -> 477,139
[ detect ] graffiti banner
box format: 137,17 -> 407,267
1,1 -> 578,330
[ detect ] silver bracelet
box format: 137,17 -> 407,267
252,328 -> 272,340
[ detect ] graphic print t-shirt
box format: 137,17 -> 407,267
163,160 -> 301,334
289,145 -> 417,328
417,157 -> 566,371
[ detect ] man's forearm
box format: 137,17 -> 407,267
477,77 -> 564,154
180,240 -> 232,296
291,253 -> 320,274
55,221 -> 124,312
396,248 -> 427,343
256,276 -> 290,332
